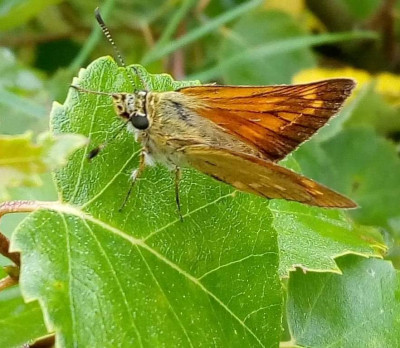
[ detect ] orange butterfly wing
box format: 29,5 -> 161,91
181,145 -> 357,208
179,79 -> 355,161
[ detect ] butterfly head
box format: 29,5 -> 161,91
112,91 -> 150,130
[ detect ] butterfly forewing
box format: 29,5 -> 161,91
179,79 -> 355,161
181,146 -> 357,208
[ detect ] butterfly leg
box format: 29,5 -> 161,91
119,151 -> 146,211
174,166 -> 183,222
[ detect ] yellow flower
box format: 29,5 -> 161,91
375,72 -> 400,105
293,67 -> 400,105
263,0 -> 305,16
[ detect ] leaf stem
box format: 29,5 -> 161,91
24,333 -> 56,348
0,200 -> 53,217
0,276 -> 18,292
0,200 -> 55,267
0,233 -> 20,266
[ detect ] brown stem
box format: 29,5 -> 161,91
367,0 -> 397,66
24,334 -> 56,348
0,233 -> 20,266
4,265 -> 20,279
0,276 -> 18,291
0,200 -> 54,218
0,200 -> 54,266
171,21 -> 186,80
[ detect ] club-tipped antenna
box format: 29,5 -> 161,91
94,7 -> 138,91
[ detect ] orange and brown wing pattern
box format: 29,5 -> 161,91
182,145 -> 357,208
179,79 -> 355,161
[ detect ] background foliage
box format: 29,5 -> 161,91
0,0 -> 400,347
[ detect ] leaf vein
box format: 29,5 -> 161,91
198,251 -> 277,280
80,148 -> 140,209
48,203 -> 265,347
143,191 -> 236,242
80,218 -> 144,347
136,247 -> 194,348
58,213 -> 78,347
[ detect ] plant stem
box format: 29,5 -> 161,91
141,0 -> 262,65
0,276 -> 18,292
188,31 -> 378,82
153,0 -> 197,49
0,200 -> 55,266
68,0 -> 116,72
0,233 -> 20,266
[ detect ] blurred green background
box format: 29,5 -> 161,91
1,0 -> 399,135
1,0 -> 400,346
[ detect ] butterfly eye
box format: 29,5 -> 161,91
131,115 -> 149,130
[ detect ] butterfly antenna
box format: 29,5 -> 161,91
94,7 -> 141,91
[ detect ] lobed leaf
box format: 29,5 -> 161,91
0,287 -> 47,347
287,255 -> 400,347
12,57 -> 282,347
10,57 -> 382,346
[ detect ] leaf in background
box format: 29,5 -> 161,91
141,0 -> 263,65
294,128 -> 400,236
0,287 -> 48,347
0,0 -> 64,31
287,255 -> 400,347
11,57 -> 283,346
345,85 -> 400,136
272,200 -> 384,277
0,48 -> 48,135
218,10 -> 316,84
344,0 -> 381,20
192,31 -> 377,83
0,132 -> 87,201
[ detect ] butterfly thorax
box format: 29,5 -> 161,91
112,89 -> 262,169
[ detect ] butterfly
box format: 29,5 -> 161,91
72,8 -> 357,215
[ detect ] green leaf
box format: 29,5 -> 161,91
10,57 -> 382,346
189,31 -> 377,82
294,128 -> 400,235
12,57 -> 283,346
0,132 -> 87,201
0,48 -> 47,135
287,255 -> 400,347
344,82 -> 400,136
141,0 -> 263,65
344,0 -> 381,20
272,200 -> 384,277
0,0 -> 64,31
218,10 -> 316,85
0,287 -> 48,347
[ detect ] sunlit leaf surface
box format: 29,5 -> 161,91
11,58 -> 381,346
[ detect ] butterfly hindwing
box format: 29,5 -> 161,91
181,145 -> 357,208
